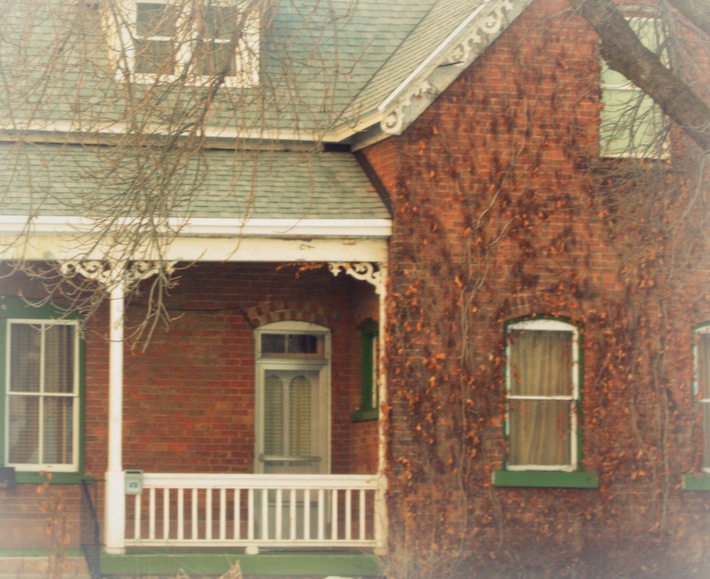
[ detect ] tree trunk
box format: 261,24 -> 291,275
569,0 -> 710,153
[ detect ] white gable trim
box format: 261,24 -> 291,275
378,0 -> 533,136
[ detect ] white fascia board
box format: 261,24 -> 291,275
0,216 -> 391,263
0,234 -> 388,264
0,216 -> 392,238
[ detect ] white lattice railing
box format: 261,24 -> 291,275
124,473 -> 381,551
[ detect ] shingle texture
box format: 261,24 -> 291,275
0,143 -> 389,220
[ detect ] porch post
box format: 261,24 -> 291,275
104,280 -> 126,554
60,259 -> 172,555
328,261 -> 389,555
375,263 -> 388,556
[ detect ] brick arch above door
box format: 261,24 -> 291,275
246,300 -> 335,329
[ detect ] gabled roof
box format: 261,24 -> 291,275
0,0 -> 534,248
331,0 -> 533,142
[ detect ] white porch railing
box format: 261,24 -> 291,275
124,473 -> 381,551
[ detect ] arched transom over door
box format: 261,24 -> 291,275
254,322 -> 330,475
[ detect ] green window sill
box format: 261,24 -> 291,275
351,408 -> 378,422
493,470 -> 599,489
15,472 -> 93,485
683,474 -> 710,491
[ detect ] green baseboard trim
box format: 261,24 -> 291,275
683,474 -> 710,491
493,470 -> 599,489
15,473 -> 95,485
101,551 -> 384,576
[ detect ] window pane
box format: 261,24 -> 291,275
135,39 -> 176,75
9,324 -> 41,393
508,399 -> 572,466
8,396 -> 40,464
289,375 -> 311,457
262,334 -> 286,354
204,5 -> 238,40
44,325 -> 76,394
601,88 -> 665,157
509,330 -> 573,397
137,3 -> 176,37
196,40 -> 235,76
287,334 -> 317,354
44,397 -> 74,465
699,334 -> 710,399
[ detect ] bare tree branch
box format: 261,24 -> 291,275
569,0 -> 710,152
667,0 -> 710,38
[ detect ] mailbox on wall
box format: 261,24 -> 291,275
0,467 -> 16,490
125,470 -> 144,495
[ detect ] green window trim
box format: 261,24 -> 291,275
15,473 -> 94,485
493,470 -> 599,489
682,474 -> 710,491
352,318 -> 379,423
499,315 -> 596,488
0,296 -> 86,478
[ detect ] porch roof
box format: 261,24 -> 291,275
0,143 -> 390,222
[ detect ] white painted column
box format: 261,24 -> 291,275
374,263 -> 388,556
104,280 -> 126,554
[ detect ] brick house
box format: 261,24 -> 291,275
1,0 -> 709,576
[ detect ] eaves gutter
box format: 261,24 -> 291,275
0,216 -> 392,238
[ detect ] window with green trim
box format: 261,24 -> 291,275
600,14 -> 669,158
1,297 -> 83,474
494,318 -> 598,488
352,319 -> 378,422
504,319 -> 580,471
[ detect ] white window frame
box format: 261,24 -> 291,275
505,319 -> 580,472
106,0 -> 260,88
693,325 -> 710,474
600,14 -> 669,158
5,319 -> 81,473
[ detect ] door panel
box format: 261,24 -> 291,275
258,369 -> 325,476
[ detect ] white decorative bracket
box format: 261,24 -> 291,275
60,260 -> 175,288
329,262 -> 385,295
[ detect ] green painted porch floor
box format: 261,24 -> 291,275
101,550 -> 384,577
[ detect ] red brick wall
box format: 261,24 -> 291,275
364,0 -> 710,575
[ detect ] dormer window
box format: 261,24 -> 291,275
107,0 -> 260,87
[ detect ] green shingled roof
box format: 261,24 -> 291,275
0,143 -> 389,220
0,0 -> 528,227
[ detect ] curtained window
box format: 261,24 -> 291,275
506,319 -> 580,471
6,320 -> 80,472
695,330 -> 710,472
